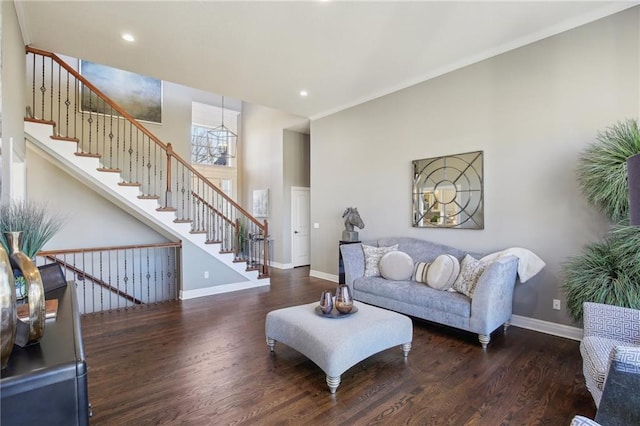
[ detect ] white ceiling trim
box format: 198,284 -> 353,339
309,2 -> 639,121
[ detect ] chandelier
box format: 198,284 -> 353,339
204,96 -> 237,166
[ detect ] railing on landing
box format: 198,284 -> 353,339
36,242 -> 181,315
25,46 -> 269,277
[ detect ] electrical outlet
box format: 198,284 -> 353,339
553,299 -> 561,310
313,223 -> 320,229
204,271 -> 209,279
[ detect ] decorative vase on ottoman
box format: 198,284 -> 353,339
335,283 -> 354,314
319,290 -> 334,314
5,232 -> 45,346
0,244 -> 17,369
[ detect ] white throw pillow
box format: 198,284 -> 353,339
379,251 -> 414,281
426,254 -> 460,290
452,254 -> 488,298
362,244 -> 398,277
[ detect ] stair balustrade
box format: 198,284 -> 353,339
36,242 -> 181,314
24,47 -> 269,278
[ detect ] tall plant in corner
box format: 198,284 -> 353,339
0,200 -> 66,258
561,119 -> 640,321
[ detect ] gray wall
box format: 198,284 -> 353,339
1,1 -> 26,203
310,8 -> 639,325
241,103 -> 308,267
282,129 -> 310,263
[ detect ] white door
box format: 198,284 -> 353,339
291,187 -> 310,267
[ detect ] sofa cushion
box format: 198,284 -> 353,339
379,251 -> 414,281
427,254 -> 460,290
412,262 -> 430,283
452,255 -> 487,298
354,276 -> 471,318
581,336 -> 620,391
362,244 -> 398,277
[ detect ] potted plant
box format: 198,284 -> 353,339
561,119 -> 640,321
0,200 -> 66,258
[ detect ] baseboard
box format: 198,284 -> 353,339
180,279 -> 270,300
309,270 -> 338,282
510,314 -> 583,341
270,261 -> 293,270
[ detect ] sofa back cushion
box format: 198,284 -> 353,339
374,237 -> 469,263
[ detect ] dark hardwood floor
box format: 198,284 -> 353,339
81,267 -> 596,425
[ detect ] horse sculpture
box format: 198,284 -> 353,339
342,207 -> 365,242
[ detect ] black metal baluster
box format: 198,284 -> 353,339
57,63 -> 61,135
128,123 -> 133,183
65,66 -> 71,137
31,53 -> 36,118
123,249 -> 129,309
40,55 -> 46,119
49,56 -> 53,122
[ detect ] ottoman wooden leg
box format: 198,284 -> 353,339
267,337 -> 277,352
402,342 -> 412,357
326,375 -> 341,394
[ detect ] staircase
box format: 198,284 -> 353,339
23,46 -> 270,291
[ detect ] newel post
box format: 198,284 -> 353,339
165,143 -> 173,208
234,218 -> 240,259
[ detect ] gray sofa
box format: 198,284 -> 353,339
340,237 -> 519,348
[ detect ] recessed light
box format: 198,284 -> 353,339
299,90 -> 308,97
122,33 -> 135,42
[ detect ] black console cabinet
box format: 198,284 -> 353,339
1,283 -> 89,426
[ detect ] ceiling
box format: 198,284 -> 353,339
15,1 -> 638,121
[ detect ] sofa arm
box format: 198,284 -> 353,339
340,243 -> 365,288
469,256 -> 518,334
583,302 -> 640,345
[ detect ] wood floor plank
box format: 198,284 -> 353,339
81,267 -> 596,425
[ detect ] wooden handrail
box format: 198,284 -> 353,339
26,46 -> 168,151
37,241 -> 181,256
43,255 -> 143,305
191,192 -> 235,226
26,45 -> 265,230
27,46 -> 269,275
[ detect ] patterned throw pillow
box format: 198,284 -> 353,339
362,244 -> 398,277
452,254 -> 488,298
412,262 -> 430,283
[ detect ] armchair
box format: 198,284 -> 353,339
580,302 -> 640,407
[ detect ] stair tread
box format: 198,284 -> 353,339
138,195 -> 160,200
51,135 -> 80,143
97,167 -> 121,173
75,152 -> 101,158
118,182 -> 141,187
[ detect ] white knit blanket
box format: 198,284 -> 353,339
480,247 -> 546,283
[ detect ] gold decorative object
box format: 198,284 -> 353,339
0,244 -> 17,369
5,232 -> 45,346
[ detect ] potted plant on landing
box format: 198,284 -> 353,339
561,119 -> 640,321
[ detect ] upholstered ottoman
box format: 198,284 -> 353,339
265,301 -> 412,393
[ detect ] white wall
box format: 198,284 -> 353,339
241,103 -> 308,266
310,8 -> 639,325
